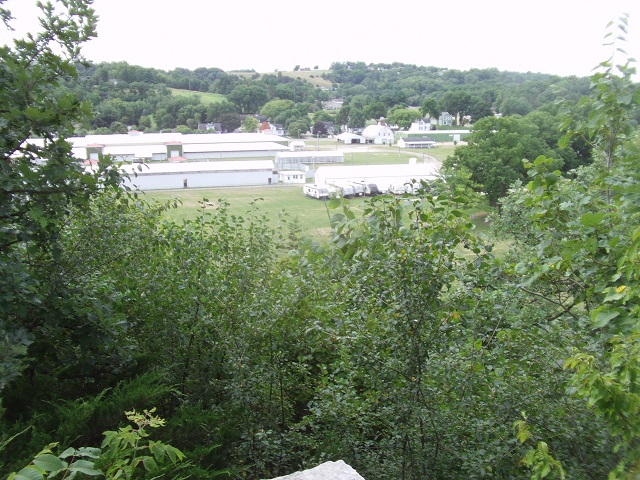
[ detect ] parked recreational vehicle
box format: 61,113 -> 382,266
356,183 -> 380,196
331,181 -> 357,198
303,184 -> 335,199
347,182 -> 366,197
388,180 -> 425,195
388,183 -> 407,195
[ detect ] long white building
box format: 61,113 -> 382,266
116,160 -> 276,190
314,164 -> 439,194
69,131 -> 289,162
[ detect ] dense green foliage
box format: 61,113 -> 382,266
442,111 -> 593,207
2,4 -> 640,480
8,409 -> 185,480
48,40 -> 615,135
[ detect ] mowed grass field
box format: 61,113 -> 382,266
141,139 -> 505,252
284,137 -> 456,163
232,69 -> 333,89
147,184 -> 344,242
145,184 -> 502,254
169,88 -> 226,104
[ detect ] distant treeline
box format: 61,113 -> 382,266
63,60 -> 608,135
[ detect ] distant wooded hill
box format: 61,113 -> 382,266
63,60 -> 599,135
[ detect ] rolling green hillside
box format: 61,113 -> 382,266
169,88 -> 226,104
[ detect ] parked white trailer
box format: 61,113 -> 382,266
303,184 -> 336,199
347,182 -> 366,197
315,164 -> 439,191
331,181 -> 358,198
353,182 -> 381,196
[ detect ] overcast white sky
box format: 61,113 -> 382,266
1,0 -> 639,77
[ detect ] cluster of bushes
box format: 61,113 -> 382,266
2,3 -> 640,479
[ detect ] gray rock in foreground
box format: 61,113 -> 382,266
266,460 -> 365,480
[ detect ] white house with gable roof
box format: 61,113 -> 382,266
362,118 -> 394,145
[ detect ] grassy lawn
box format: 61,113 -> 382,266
278,70 -> 332,88
169,88 -> 226,105
341,146 -> 455,165
233,69 -> 333,89
144,183 -> 502,250
302,137 -> 456,164
146,184 -> 339,242
140,140 -> 507,251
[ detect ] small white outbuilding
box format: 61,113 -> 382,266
289,140 -> 306,151
279,170 -> 306,184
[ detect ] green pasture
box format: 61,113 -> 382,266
299,137 -> 456,164
140,140 -> 504,251
234,69 -> 333,89
340,146 -> 455,165
144,184 -> 502,252
169,88 -> 226,105
146,184 -> 339,242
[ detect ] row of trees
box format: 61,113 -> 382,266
63,62 -> 322,134
2,3 -> 640,479
53,48 -> 605,135
327,61 -> 593,119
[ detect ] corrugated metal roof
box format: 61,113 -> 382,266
184,142 -> 288,153
116,160 -> 275,176
69,132 -> 288,148
103,145 -> 164,157
276,151 -> 344,159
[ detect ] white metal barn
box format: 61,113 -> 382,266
182,142 -> 288,160
116,160 -> 276,191
70,132 -> 289,162
361,123 -> 395,145
314,164 -> 439,194
336,132 -> 366,144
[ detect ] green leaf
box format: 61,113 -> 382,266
75,447 -> 101,459
59,448 -> 77,459
580,212 -> 604,227
558,134 -> 571,149
165,445 -> 184,463
32,454 -> 65,472
11,466 -> 44,480
540,462 -> 551,477
592,308 -> 620,328
23,107 -> 49,121
344,207 -> 356,221
68,463 -> 102,477
142,456 -> 158,471
149,441 -> 164,459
